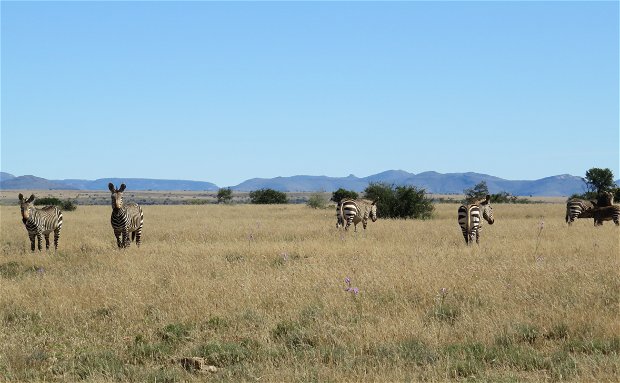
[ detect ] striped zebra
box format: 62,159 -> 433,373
592,205 -> 620,226
335,201 -> 345,228
565,191 -> 613,225
458,195 -> 494,244
18,193 -> 63,252
108,183 -> 144,248
340,199 -> 378,232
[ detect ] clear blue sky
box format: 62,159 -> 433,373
2,1 -> 618,187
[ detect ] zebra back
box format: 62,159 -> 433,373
592,205 -> 620,226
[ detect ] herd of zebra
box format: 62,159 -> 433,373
15,184 -> 620,252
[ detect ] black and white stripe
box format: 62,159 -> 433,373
109,183 -> 144,248
340,199 -> 378,232
565,191 -> 613,225
335,201 -> 345,228
593,205 -> 620,226
19,193 -> 63,252
458,195 -> 494,245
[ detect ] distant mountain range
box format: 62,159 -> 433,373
2,170 -> 618,197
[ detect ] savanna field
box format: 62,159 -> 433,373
0,202 -> 618,382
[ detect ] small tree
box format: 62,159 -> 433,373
34,197 -> 77,211
363,182 -> 433,219
249,188 -> 288,204
307,193 -> 327,209
217,188 -> 233,204
464,181 -> 489,203
331,188 -> 359,203
584,168 -> 615,193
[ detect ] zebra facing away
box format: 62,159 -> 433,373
335,201 -> 345,228
18,193 -> 63,252
565,191 -> 613,225
458,195 -> 494,245
340,199 -> 378,232
108,183 -> 144,248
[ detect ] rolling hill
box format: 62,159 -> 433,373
0,170 -> 604,196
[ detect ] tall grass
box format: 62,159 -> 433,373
1,204 -> 618,381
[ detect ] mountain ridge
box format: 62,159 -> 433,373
1,171 -> 616,196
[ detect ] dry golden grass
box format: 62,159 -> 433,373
0,203 -> 618,382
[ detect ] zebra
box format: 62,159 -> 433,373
335,201 -> 345,228
592,205 -> 620,226
18,193 -> 63,252
458,195 -> 494,244
340,198 -> 378,232
108,183 -> 144,248
565,191 -> 613,225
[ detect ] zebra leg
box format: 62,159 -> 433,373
363,219 -> 368,230
475,229 -> 480,244
114,230 -> 123,248
469,230 -> 476,245
44,234 -> 50,250
36,233 -> 43,251
123,229 -> 130,248
29,233 -> 36,252
135,228 -> 142,247
131,231 -> 136,243
461,229 -> 468,244
54,228 -> 60,251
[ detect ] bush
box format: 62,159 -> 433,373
490,191 -> 530,204
363,182 -> 434,219
34,197 -> 77,211
217,188 -> 233,204
34,197 -> 62,206
331,188 -> 359,203
306,193 -> 327,209
249,189 -> 287,204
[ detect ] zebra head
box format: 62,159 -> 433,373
18,193 -> 35,222
370,199 -> 378,222
480,195 -> 494,225
108,183 -> 127,210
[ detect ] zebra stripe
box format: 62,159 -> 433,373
458,195 -> 494,245
566,191 -> 614,225
593,205 -> 620,226
335,201 -> 345,229
340,199 -> 378,232
19,193 -> 63,252
109,183 -> 144,248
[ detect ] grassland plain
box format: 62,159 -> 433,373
0,203 -> 618,382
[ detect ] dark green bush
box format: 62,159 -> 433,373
331,188 -> 359,203
306,193 -> 327,209
34,197 -> 77,211
249,189 -> 287,204
363,182 -> 434,219
217,188 -> 233,204
463,181 -> 489,203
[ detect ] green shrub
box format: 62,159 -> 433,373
306,193 -> 327,209
464,181 -> 489,203
34,197 -> 77,211
217,188 -> 233,204
331,188 -> 359,203
363,182 -> 434,219
249,189 -> 287,204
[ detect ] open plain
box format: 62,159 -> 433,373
0,202 -> 618,382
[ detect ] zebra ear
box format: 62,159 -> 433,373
108,183 -> 116,192
484,195 -> 491,204
18,193 -> 24,201
119,184 -> 126,192
372,198 -> 378,205
27,194 -> 35,203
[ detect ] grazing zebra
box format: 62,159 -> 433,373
108,183 -> 144,248
340,199 -> 378,232
458,195 -> 494,245
565,191 -> 613,225
592,205 -> 620,226
18,193 -> 63,252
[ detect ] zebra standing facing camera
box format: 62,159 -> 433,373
18,193 -> 63,252
108,183 -> 144,248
